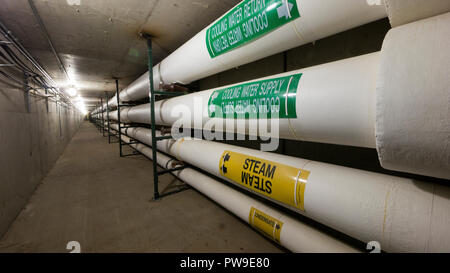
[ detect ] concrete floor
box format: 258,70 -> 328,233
0,122 -> 283,253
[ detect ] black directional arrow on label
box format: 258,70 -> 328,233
221,153 -> 231,174
223,153 -> 231,162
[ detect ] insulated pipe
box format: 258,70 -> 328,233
102,0 -> 386,107
384,0 -> 450,27
113,130 -> 360,253
110,53 -> 379,149
113,125 -> 450,253
375,12 -> 450,180
109,17 -> 450,180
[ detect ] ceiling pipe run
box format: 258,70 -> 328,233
111,124 -> 450,253
27,0 -> 70,82
94,0 -> 450,111
102,0 -> 386,107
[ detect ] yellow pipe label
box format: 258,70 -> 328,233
249,207 -> 284,243
219,151 -> 310,211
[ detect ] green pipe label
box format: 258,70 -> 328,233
208,73 -> 301,119
206,0 -> 300,58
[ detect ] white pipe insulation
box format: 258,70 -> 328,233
114,131 -> 360,253
103,0 -> 386,107
113,125 -> 450,253
110,53 -> 379,149
384,0 -> 450,27
376,12 -> 450,180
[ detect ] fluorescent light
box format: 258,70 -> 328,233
73,97 -> 87,115
67,87 -> 77,97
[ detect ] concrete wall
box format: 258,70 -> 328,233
0,80 -> 83,237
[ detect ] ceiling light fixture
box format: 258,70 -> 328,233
67,87 -> 78,97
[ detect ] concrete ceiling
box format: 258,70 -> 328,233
0,0 -> 239,107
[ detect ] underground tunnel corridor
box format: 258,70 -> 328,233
0,0 -> 449,264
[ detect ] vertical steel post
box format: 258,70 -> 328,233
58,97 -> 62,138
44,88 -> 49,113
101,97 -> 105,136
115,79 -> 123,157
106,92 -> 111,143
96,102 -> 99,129
144,35 -> 160,200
